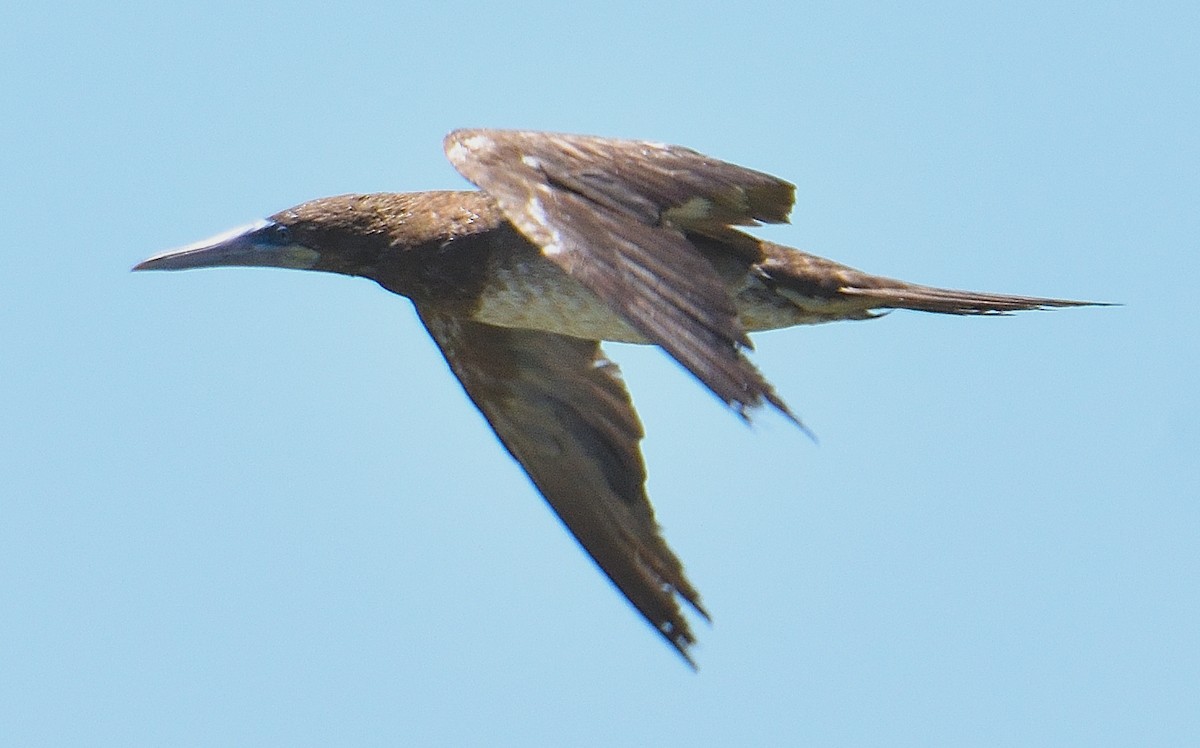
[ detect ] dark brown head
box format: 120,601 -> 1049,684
133,192 -> 495,280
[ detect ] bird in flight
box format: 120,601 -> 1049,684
135,129 -> 1097,667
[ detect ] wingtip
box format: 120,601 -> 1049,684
735,390 -> 818,443
660,624 -> 702,671
679,649 -> 700,672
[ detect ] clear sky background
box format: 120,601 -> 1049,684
2,1 -> 1196,745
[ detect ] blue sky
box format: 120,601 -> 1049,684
2,1 -> 1196,745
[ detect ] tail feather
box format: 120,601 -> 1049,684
838,284 -> 1104,315
754,243 -> 1106,317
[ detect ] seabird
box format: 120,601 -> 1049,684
135,129 -> 1098,666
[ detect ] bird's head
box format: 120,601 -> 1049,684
133,194 -> 411,278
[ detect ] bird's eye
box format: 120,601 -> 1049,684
271,223 -> 292,244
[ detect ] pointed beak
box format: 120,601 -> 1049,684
133,220 -> 319,272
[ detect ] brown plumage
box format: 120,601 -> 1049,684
134,129 -> 1100,666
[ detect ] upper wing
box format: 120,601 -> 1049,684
417,308 -> 707,666
443,128 -> 797,421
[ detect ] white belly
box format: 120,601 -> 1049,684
472,253 -> 862,343
474,259 -> 648,342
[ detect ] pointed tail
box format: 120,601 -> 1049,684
838,283 -> 1106,315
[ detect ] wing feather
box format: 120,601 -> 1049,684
417,309 -> 707,665
444,128 -> 798,420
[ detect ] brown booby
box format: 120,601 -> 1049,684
135,129 -> 1098,667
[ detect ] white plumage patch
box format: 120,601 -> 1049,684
527,190 -> 563,256
444,132 -> 491,166
664,196 -> 714,224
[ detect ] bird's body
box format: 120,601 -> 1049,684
264,189 -> 887,343
135,129 -> 1099,666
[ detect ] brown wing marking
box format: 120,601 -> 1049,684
443,128 -> 798,422
417,308 -> 707,665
